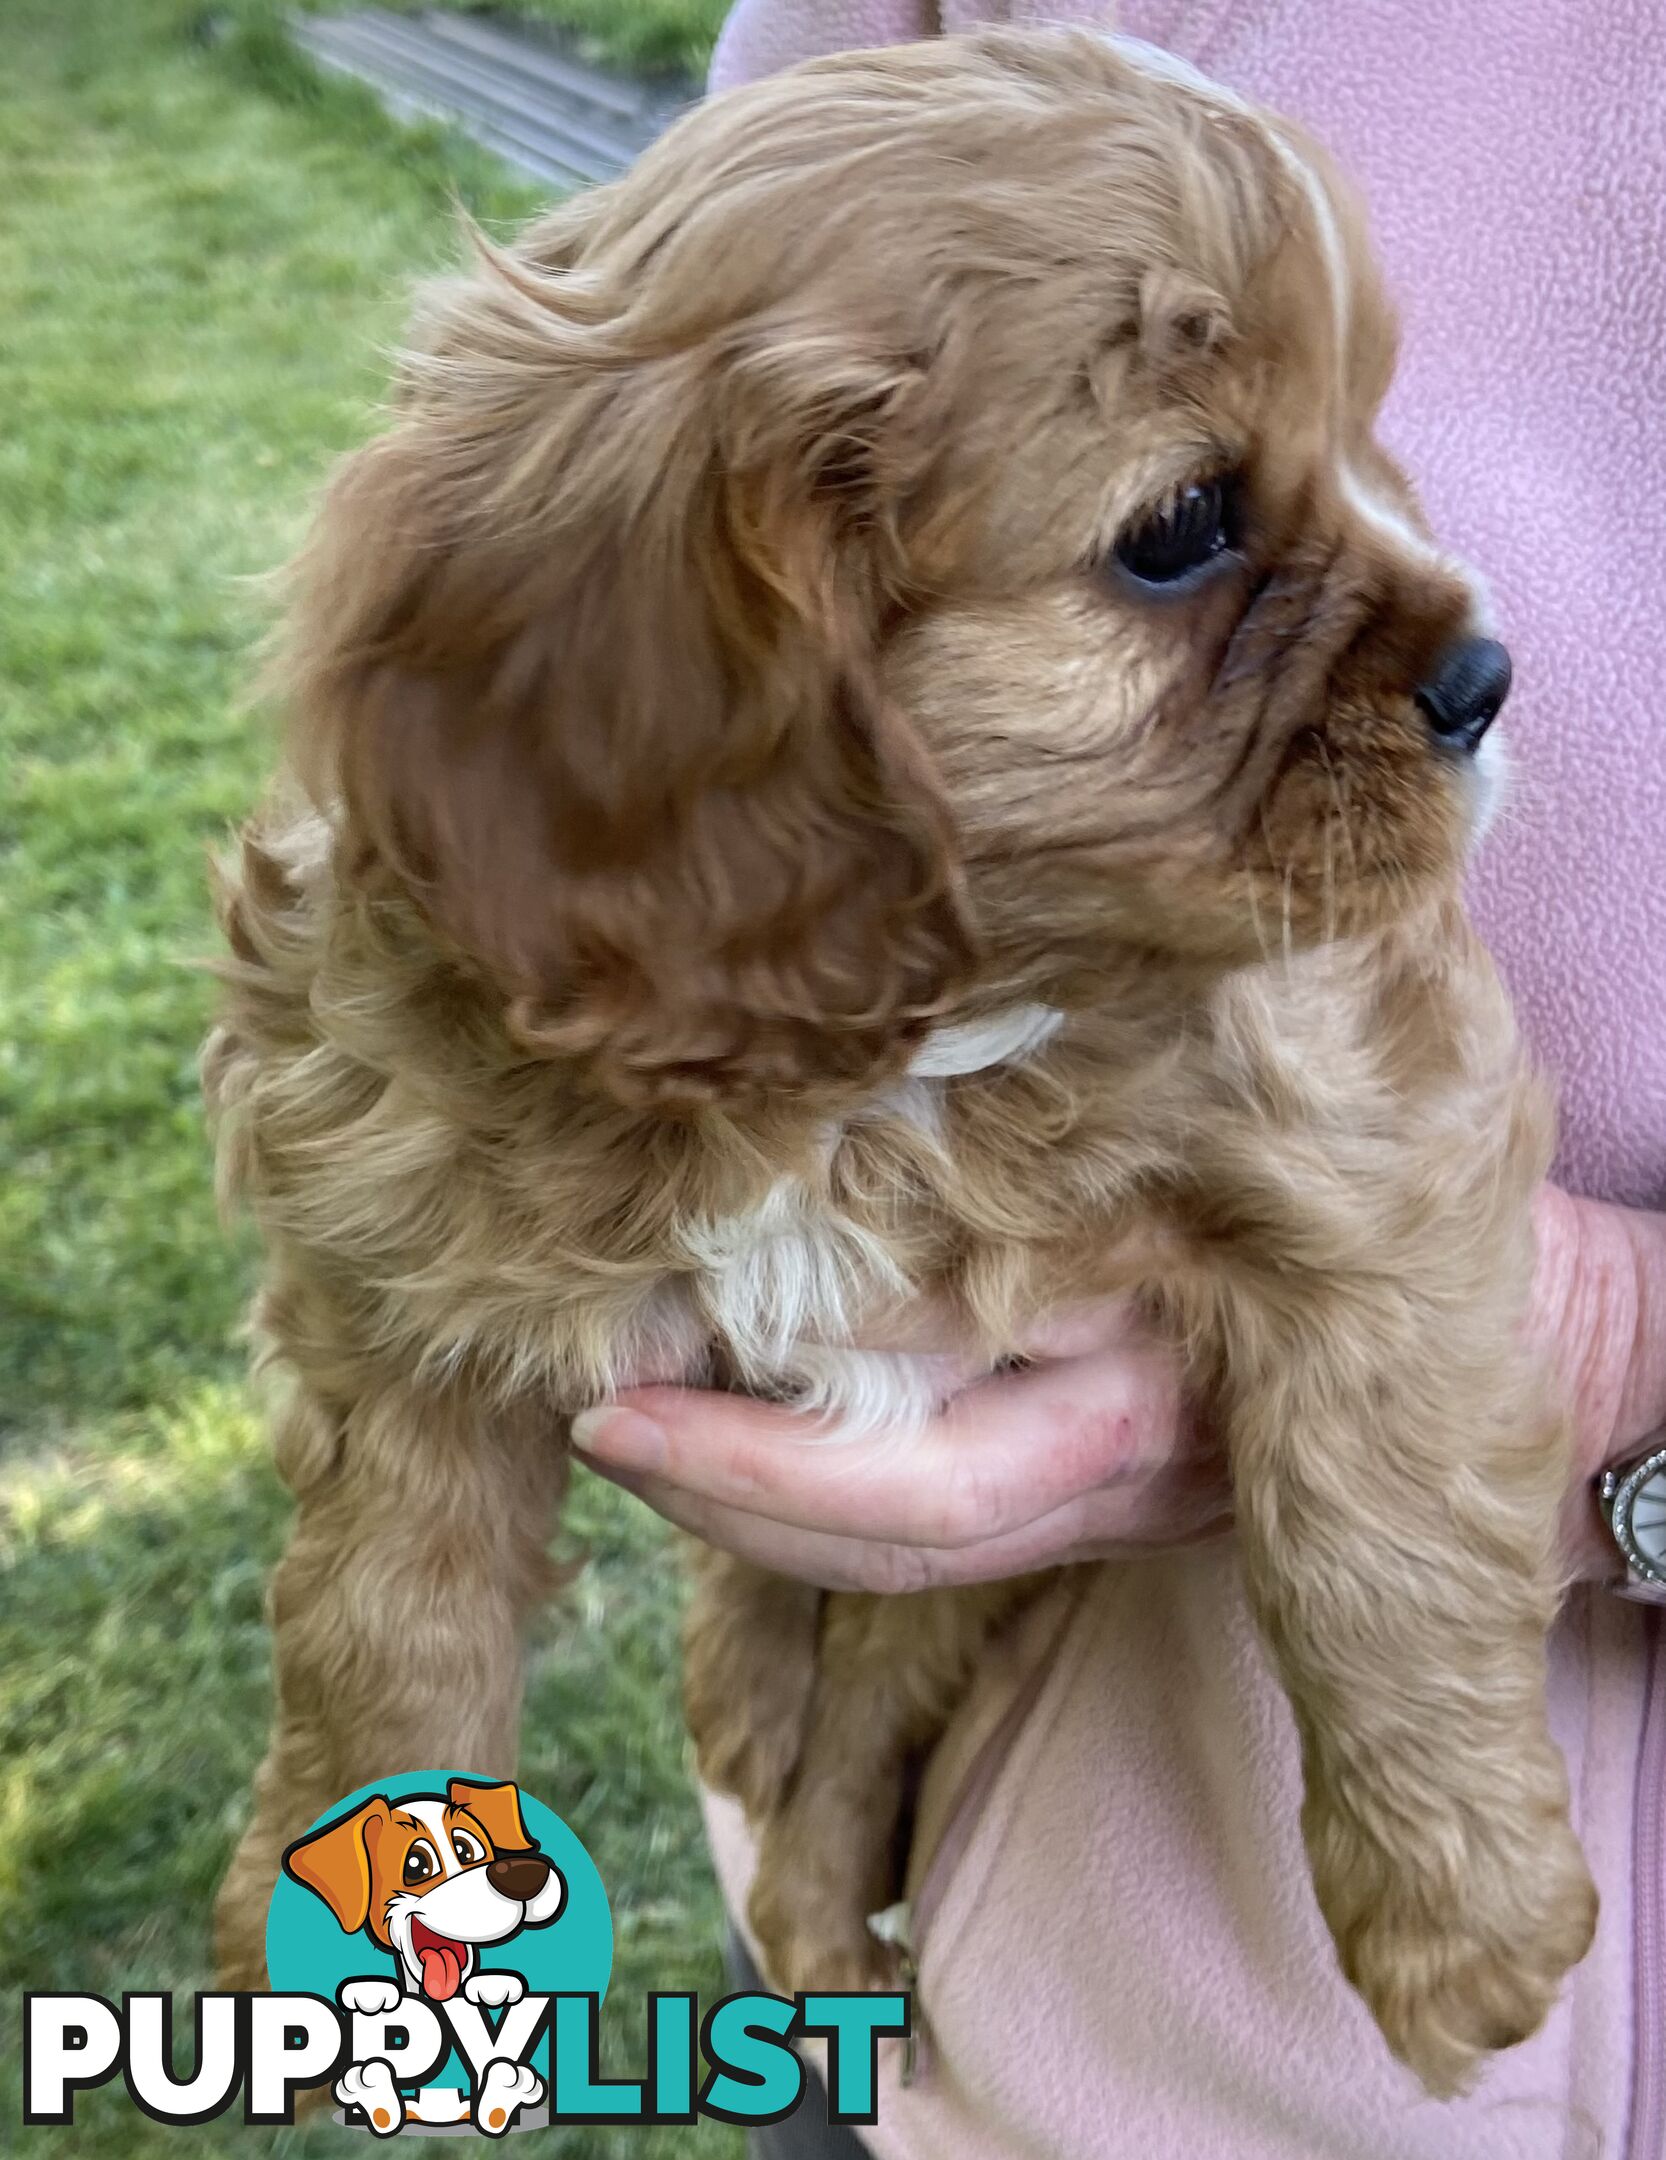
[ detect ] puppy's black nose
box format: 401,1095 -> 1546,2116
487,1850 -> 551,1900
1415,636 -> 1512,751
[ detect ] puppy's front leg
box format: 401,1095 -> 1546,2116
1218,1287 -> 1597,2094
214,1370 -> 564,1988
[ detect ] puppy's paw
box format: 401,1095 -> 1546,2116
756,1925 -> 899,2000
1315,1806 -> 1598,2096
335,2061 -> 405,2136
750,1895 -> 900,1999
340,1978 -> 404,2017
474,2060 -> 543,2136
748,1840 -> 899,1999
463,1971 -> 525,2010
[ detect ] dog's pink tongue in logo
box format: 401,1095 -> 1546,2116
412,1920 -> 465,2001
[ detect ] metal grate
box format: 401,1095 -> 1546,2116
289,8 -> 688,187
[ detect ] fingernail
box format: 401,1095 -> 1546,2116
570,1405 -> 667,1472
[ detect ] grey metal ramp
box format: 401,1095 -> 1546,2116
289,7 -> 689,187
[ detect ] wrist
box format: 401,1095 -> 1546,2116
1531,1186 -> 1666,1580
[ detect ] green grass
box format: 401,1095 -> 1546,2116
0,4 -> 738,2151
390,0 -> 731,80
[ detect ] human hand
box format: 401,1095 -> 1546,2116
1532,1185 -> 1666,1579
572,1186 -> 1666,1592
574,1298 -> 1221,1591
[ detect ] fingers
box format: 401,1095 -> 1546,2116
591,1469 -> 1080,1590
582,1450 -> 1229,1593
571,1341 -> 1186,1549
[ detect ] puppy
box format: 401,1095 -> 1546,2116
283,1776 -> 566,2002
206,30 -> 1596,2095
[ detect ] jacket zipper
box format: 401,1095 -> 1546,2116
1629,1607 -> 1665,2160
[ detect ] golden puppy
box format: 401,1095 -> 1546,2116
206,30 -> 1595,2094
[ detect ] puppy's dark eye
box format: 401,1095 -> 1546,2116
403,1840 -> 440,1886
1114,479 -> 1236,587
451,1831 -> 484,1867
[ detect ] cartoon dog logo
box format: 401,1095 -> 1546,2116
282,1777 -> 566,2133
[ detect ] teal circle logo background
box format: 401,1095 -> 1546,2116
266,1770 -> 612,2093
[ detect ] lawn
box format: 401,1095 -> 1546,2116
450,0 -> 730,80
0,3 -> 738,2152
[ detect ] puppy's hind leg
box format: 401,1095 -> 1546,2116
681,1347 -> 955,1823
683,1545 -> 824,1822
214,1341 -> 564,1989
748,1576 -> 1052,1998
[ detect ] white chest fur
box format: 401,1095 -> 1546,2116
672,1005 -> 1062,1437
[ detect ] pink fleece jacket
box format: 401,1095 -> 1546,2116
704,5 -> 1666,2156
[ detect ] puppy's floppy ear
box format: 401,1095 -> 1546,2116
448,1777 -> 533,1853
287,252 -> 972,1107
281,1796 -> 391,1934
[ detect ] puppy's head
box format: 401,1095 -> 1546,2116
289,30 -> 1498,1104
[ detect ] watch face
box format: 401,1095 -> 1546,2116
1630,1470 -> 1666,1568
1618,1449 -> 1666,1582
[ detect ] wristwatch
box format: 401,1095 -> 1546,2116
1596,1441 -> 1666,1603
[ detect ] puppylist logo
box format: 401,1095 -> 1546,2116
23,1770 -> 910,2137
